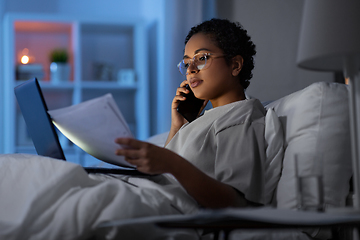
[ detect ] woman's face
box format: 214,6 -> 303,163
183,33 -> 243,107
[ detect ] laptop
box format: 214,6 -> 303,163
14,78 -> 147,176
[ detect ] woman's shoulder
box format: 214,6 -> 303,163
217,98 -> 265,120
212,98 -> 266,133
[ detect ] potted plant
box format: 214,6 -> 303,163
49,48 -> 70,83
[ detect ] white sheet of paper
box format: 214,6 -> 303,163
48,93 -> 134,168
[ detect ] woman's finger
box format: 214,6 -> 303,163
180,80 -> 188,87
174,95 -> 186,102
176,86 -> 189,96
175,80 -> 190,95
115,138 -> 144,149
125,157 -> 144,165
115,148 -> 140,159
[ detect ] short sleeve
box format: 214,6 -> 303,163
214,118 -> 266,204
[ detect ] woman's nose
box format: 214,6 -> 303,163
187,61 -> 199,75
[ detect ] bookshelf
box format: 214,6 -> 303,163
2,13 -> 150,166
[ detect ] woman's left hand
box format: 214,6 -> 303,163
115,138 -> 176,175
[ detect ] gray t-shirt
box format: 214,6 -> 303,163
166,99 -> 266,204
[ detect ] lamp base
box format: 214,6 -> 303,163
345,65 -> 360,211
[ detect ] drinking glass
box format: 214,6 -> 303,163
295,153 -> 324,211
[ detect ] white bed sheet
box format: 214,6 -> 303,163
0,154 -> 199,240
0,154 -> 314,240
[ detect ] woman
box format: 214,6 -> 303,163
115,18 -> 266,210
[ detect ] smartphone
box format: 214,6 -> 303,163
177,84 -> 205,123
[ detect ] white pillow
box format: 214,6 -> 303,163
266,82 -> 352,209
146,132 -> 169,147
263,108 -> 284,204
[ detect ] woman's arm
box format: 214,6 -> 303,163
165,81 -> 208,146
165,127 -> 181,146
115,138 -> 248,209
165,80 -> 189,146
169,151 -> 248,208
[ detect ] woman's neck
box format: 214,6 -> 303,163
210,89 -> 246,108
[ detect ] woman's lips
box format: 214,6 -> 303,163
190,79 -> 203,88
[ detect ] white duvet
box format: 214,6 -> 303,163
0,154 -> 313,240
0,154 -> 199,240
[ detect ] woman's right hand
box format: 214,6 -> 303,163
170,80 -> 189,130
165,80 -> 190,146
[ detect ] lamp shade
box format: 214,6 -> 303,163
297,0 -> 360,72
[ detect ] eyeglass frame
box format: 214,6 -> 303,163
177,52 -> 226,76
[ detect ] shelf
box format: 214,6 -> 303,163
14,20 -> 74,82
15,80 -> 75,89
39,81 -> 75,90
81,81 -> 137,90
15,21 -> 72,33
2,13 -> 150,163
15,80 -> 137,91
80,22 -> 134,81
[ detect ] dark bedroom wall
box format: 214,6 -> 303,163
217,0 -> 334,102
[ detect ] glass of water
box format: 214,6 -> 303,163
295,153 -> 324,211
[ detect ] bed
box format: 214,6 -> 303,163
0,82 -> 353,240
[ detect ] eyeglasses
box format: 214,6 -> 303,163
177,52 -> 225,76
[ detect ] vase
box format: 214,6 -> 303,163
50,62 -> 70,83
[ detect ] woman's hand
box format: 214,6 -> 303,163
165,80 -> 208,146
165,80 -> 190,146
170,80 -> 190,129
115,138 -> 177,175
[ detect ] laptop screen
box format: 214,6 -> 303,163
14,78 -> 66,160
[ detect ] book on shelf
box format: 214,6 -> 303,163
48,93 -> 135,168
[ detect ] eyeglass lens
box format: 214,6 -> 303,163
178,53 -> 208,75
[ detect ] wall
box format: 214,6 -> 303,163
217,0 -> 334,102
57,0 -> 143,20
4,0 -> 57,13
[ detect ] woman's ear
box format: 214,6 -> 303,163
231,55 -> 244,77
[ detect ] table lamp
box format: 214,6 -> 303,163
297,0 -> 360,209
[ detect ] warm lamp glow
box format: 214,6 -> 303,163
21,55 -> 30,64
345,77 -> 349,85
19,48 -> 33,64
